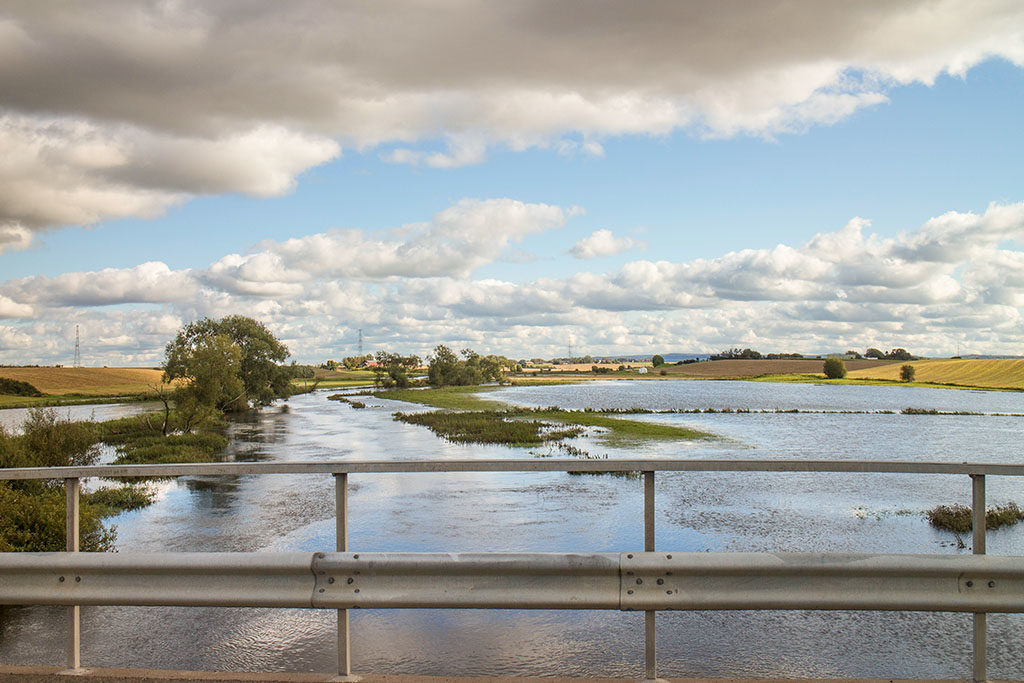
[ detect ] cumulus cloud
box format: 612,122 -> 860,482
2,1 -> 1024,245
212,198 -> 573,288
571,229 -> 645,259
1,261 -> 197,307
2,201 -> 1024,362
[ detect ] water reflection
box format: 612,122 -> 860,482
1,384 -> 1023,678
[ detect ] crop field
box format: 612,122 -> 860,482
848,358 -> 1024,390
0,367 -> 169,396
665,359 -> 896,378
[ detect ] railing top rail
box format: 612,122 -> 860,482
2,458 -> 1023,481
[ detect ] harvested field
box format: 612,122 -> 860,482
848,358 -> 1024,390
664,359 -> 897,378
0,367 -> 170,395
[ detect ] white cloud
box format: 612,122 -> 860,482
2,2 -> 1023,244
2,201 -> 1024,361
570,229 -> 645,259
1,261 -> 196,307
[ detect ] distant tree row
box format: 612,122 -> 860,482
865,347 -> 913,360
710,348 -> 763,360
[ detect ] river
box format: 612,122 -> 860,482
1,380 -> 1022,678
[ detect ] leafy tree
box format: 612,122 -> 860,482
865,348 -> 884,359
373,351 -> 421,388
164,316 -> 290,414
823,357 -> 847,379
887,348 -> 912,361
652,354 -> 665,367
900,364 -> 916,382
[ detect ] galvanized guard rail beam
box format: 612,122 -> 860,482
2,551 -> 1023,613
2,458 -> 1024,480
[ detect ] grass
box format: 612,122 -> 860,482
927,503 -> 1024,532
394,410 -> 583,446
528,409 -> 713,445
85,484 -> 155,515
377,385 -> 716,447
374,385 -> 507,410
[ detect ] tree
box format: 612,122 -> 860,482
426,345 -> 515,387
373,351 -> 421,388
652,354 -> 665,367
865,348 -> 884,359
164,316 -> 290,414
887,348 -> 912,361
823,357 -> 847,379
900,364 -> 916,382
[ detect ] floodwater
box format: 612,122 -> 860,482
1,381 -> 1023,678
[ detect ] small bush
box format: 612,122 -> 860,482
900,364 -> 916,382
823,357 -> 847,379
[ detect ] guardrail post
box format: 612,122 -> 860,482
334,473 -> 356,681
971,474 -> 986,683
64,477 -> 82,672
643,470 -> 658,681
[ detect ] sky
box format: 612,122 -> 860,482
1,1 -> 1024,365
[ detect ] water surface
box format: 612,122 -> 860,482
1,382 -> 1022,678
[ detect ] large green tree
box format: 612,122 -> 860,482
164,315 -> 290,414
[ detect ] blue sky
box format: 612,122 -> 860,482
1,2 -> 1023,364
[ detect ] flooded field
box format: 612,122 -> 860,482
1,381 -> 1022,678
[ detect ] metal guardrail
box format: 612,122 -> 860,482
3,551 -> 1023,612
2,459 -> 1023,681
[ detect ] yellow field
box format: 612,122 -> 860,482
847,358 -> 1024,390
0,367 -> 171,396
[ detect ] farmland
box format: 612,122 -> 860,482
847,358 -> 1024,390
0,367 -> 171,406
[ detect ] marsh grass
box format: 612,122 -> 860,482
86,484 -> 155,515
394,410 -> 583,445
927,503 -> 1024,532
376,385 -> 506,410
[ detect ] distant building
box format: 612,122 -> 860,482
637,367 -> 648,374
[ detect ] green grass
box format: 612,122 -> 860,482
85,485 -> 156,516
394,410 -> 583,446
375,385 -> 507,410
377,385 -> 716,446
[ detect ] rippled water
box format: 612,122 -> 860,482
1,381 -> 1023,678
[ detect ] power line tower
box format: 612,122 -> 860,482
73,325 -> 81,368
358,328 -> 363,357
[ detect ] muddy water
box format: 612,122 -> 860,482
1,382 -> 1022,678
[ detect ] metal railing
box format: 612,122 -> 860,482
2,458 -> 1023,682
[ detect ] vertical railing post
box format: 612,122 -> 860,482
333,473 -> 356,681
643,470 -> 657,681
971,474 -> 987,683
64,477 -> 81,672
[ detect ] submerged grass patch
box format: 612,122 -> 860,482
394,410 -> 583,446
375,385 -> 506,410
528,409 -> 713,445
927,503 -> 1024,532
